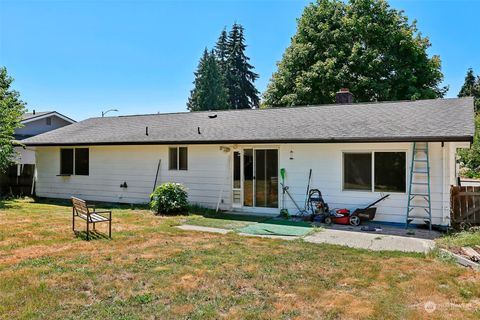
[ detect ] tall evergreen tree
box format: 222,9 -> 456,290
458,68 -> 480,111
225,23 -> 260,109
187,49 -> 229,111
457,68 -> 480,177
214,28 -> 229,76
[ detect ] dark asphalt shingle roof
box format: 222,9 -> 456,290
22,98 -> 475,146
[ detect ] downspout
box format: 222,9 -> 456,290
441,142 -> 447,225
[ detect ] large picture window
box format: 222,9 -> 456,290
60,148 -> 89,176
343,151 -> 406,192
169,147 -> 188,170
343,153 -> 372,191
374,152 -> 406,192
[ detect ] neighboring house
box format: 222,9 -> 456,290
0,111 -> 75,195
22,95 -> 474,226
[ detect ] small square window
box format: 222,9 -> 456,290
60,148 -> 89,176
46,117 -> 52,126
169,147 -> 188,170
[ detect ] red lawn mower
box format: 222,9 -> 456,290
324,195 -> 390,226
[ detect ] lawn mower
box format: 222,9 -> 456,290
324,194 -> 390,226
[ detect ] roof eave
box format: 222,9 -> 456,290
23,135 -> 474,147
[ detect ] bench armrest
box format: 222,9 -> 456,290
94,211 -> 112,219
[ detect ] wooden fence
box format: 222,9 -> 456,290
0,164 -> 35,196
451,185 -> 480,228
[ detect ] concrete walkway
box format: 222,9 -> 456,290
303,228 -> 434,253
177,224 -> 435,253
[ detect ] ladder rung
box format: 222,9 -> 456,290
408,143 -> 431,229
408,216 -> 431,220
408,206 -> 430,213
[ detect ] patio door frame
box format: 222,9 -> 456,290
231,146 -> 279,213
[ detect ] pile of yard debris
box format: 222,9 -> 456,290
438,227 -> 480,269
453,246 -> 480,264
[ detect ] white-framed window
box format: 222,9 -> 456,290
169,147 -> 188,170
343,151 -> 406,193
60,148 -> 89,176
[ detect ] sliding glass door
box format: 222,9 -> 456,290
242,148 -> 278,208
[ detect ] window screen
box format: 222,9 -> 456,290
374,152 -> 406,192
343,153 -> 372,191
233,151 -> 241,189
169,147 -> 178,170
60,149 -> 74,175
179,147 -> 188,170
75,148 -> 89,176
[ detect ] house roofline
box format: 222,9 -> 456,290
22,112 -> 76,124
23,135 -> 474,147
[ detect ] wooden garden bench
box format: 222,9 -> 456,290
72,197 -> 111,240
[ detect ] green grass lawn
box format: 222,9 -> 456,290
1,198 -> 480,319
437,229 -> 480,249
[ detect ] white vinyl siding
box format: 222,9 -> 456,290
34,141 -> 460,225
35,145 -> 231,210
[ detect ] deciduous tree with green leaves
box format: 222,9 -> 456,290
263,0 -> 447,106
0,67 -> 26,173
187,49 -> 229,111
457,68 -> 480,178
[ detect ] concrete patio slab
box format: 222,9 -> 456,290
304,228 -> 435,253
178,224 -> 434,253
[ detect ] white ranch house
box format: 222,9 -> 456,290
23,97 -> 474,227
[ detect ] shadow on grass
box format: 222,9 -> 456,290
34,197 -> 149,210
188,204 -> 269,224
74,230 -> 110,241
0,198 -> 22,210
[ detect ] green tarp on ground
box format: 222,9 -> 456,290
236,218 -> 313,237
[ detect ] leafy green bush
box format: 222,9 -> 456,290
458,114 -> 480,178
150,183 -> 188,215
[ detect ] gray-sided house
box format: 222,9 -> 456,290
0,111 -> 76,195
22,96 -> 474,227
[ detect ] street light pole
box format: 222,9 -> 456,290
102,108 -> 118,117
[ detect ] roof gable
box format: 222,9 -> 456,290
22,111 -> 76,124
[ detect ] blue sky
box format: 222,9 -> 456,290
0,0 -> 479,121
